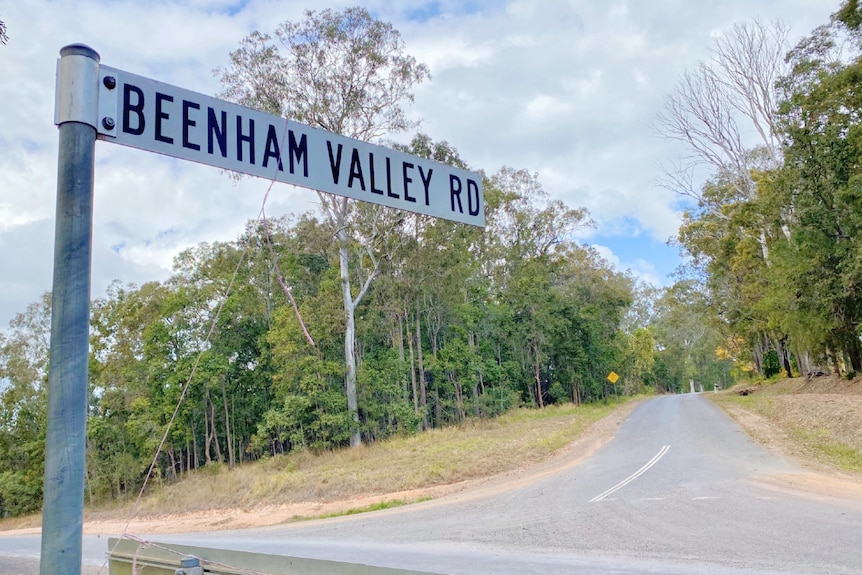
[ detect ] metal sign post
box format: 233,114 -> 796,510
42,44 -> 100,575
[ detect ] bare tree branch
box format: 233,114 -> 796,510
656,19 -> 790,207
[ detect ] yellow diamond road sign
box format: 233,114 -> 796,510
607,371 -> 620,384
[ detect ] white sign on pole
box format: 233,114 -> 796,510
93,65 -> 484,227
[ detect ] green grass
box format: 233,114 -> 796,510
793,428 -> 862,473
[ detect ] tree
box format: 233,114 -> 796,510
218,7 -> 429,446
0,19 -> 8,45
662,19 -> 800,375
626,328 -> 656,394
0,294 -> 52,515
772,8 -> 862,373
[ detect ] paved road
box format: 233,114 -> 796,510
2,394 -> 861,574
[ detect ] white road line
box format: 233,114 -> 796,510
590,445 -> 671,503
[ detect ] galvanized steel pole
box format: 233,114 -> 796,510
41,43 -> 100,575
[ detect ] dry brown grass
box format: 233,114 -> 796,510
94,401 -> 625,518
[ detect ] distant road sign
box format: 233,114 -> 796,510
92,65 -> 484,227
607,371 -> 620,384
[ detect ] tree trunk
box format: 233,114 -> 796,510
450,372 -> 464,422
779,338 -> 793,378
396,312 -> 405,362
220,378 -> 235,468
337,226 -> 362,447
796,348 -> 811,377
193,421 -> 200,469
167,448 -> 177,480
533,343 -> 544,408
407,318 -> 419,417
469,330 -> 480,416
434,378 -> 442,427
752,337 -> 765,375
828,347 -> 841,376
211,399 -> 223,463
847,333 -> 862,373
204,397 -> 213,464
430,319 -> 441,357
415,299 -> 428,430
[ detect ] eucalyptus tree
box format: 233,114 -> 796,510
218,7 -> 429,446
547,244 -> 633,402
662,19 -> 798,374
384,134 -> 484,426
485,167 -> 593,406
770,5 -> 862,373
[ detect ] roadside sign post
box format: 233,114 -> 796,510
42,44 -> 100,575
607,371 -> 620,403
45,43 -> 483,575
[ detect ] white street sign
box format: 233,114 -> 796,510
91,65 -> 484,227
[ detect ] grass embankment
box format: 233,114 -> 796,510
107,400 -> 628,520
711,376 -> 862,474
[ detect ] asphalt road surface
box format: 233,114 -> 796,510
2,394 -> 861,574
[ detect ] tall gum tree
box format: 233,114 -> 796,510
659,19 -> 799,375
218,7 -> 429,446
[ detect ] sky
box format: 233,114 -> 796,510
0,0 -> 839,328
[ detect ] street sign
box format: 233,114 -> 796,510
607,371 -> 619,384
89,65 -> 485,227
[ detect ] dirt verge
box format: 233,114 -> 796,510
713,375 -> 862,501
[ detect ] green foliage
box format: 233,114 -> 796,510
763,350 -> 781,378
0,294 -> 51,517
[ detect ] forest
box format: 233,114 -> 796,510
3,1 -> 862,517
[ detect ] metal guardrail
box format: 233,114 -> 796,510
107,537 -> 444,575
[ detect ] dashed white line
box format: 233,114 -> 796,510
590,445 -> 671,503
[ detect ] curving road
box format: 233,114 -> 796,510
2,394 -> 861,574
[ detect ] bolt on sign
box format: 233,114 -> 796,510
89,65 -> 485,226
607,371 -> 620,384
